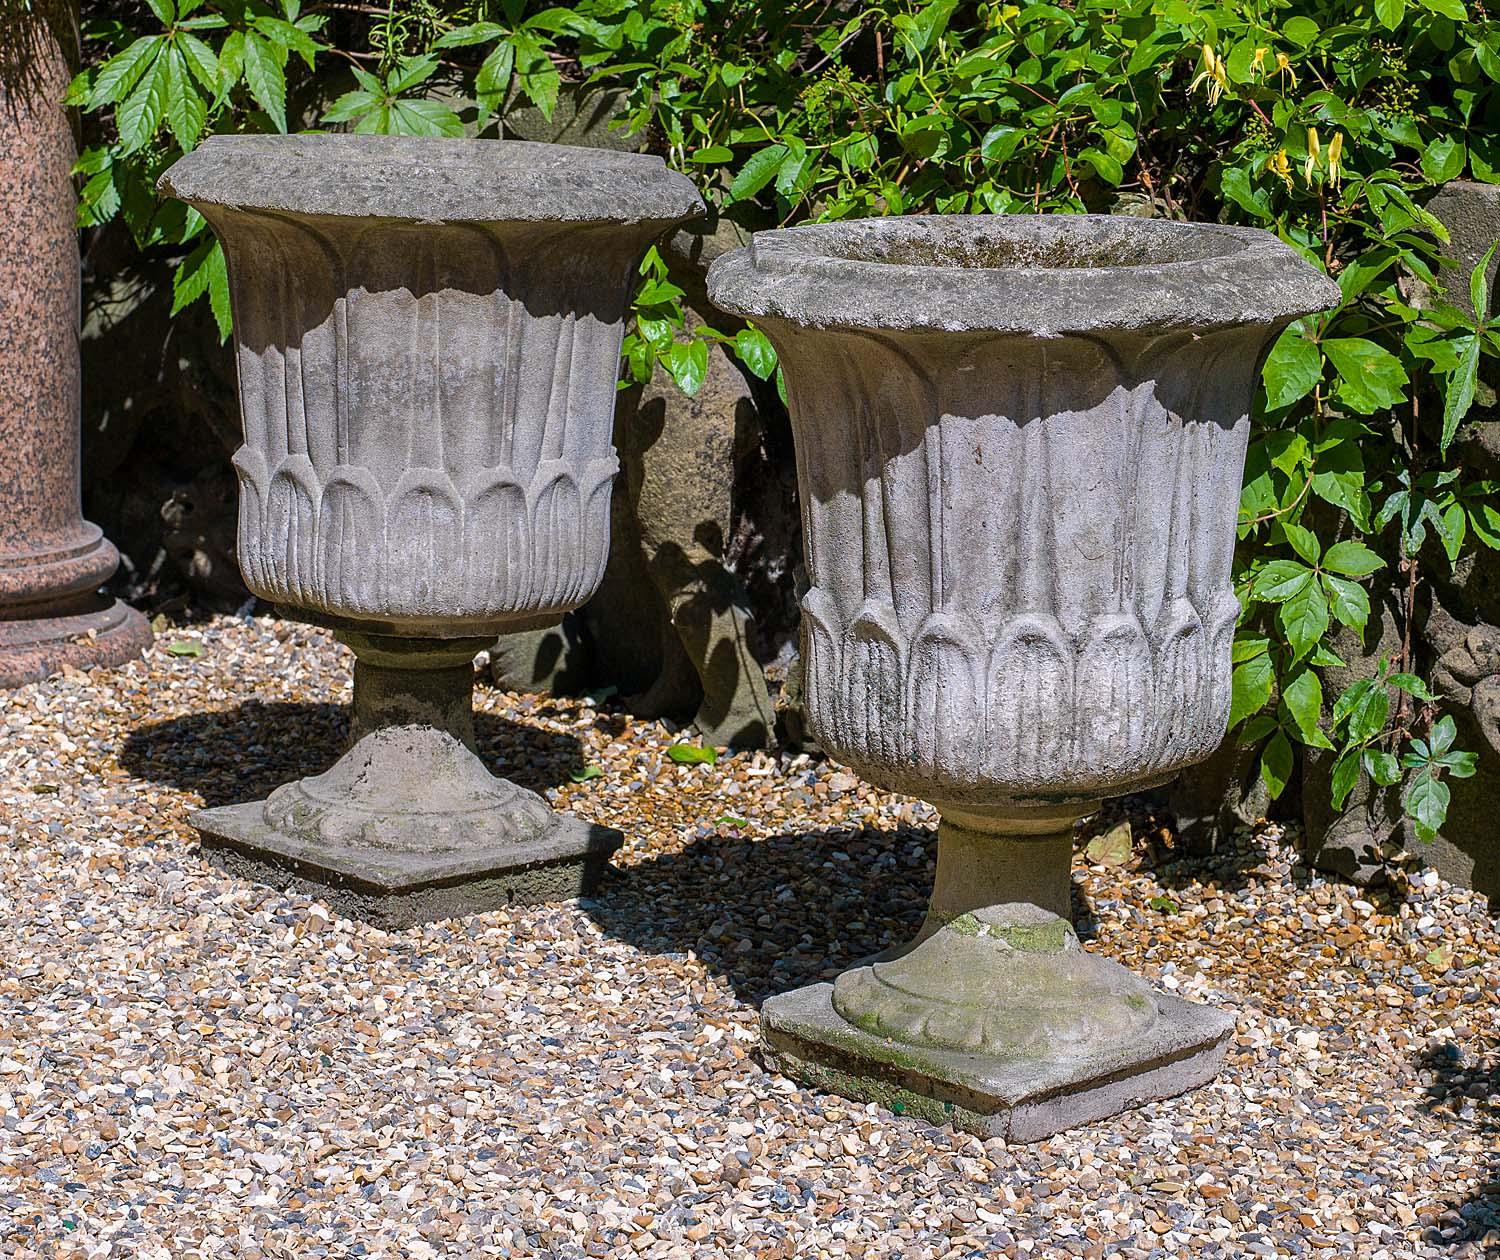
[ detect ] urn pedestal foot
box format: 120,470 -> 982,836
192,632 -> 622,927
761,904 -> 1232,1142
761,811 -> 1232,1141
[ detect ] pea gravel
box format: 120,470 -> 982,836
0,612 -> 1495,1258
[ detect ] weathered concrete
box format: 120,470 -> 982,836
0,1 -> 150,685
710,215 -> 1336,1135
160,135 -> 701,921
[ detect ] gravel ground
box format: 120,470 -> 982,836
0,612 -> 1495,1259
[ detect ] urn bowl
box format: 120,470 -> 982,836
709,215 -> 1339,808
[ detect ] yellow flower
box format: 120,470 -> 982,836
1327,131 -> 1344,189
1303,127 -> 1320,185
1275,50 -> 1299,87
1266,147 -> 1294,190
1190,43 -> 1229,107
1251,46 -> 1270,79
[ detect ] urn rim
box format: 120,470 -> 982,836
706,214 -> 1339,336
157,133 -> 704,229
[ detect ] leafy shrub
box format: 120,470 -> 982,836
71,0 -> 1498,838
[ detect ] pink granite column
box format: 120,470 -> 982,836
0,2 -> 150,685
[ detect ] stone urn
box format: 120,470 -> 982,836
708,215 -> 1337,1139
0,1 -> 151,685
159,134 -> 702,926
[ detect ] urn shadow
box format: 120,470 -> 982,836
584,823 -> 1096,1006
119,700 -> 588,808
1414,1041 -> 1500,1248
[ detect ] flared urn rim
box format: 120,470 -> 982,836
157,133 -> 705,229
706,213 -> 1339,336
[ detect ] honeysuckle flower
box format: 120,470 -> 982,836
1190,43 -> 1229,107
1275,50 -> 1299,87
1251,46 -> 1270,79
1303,127 -> 1320,185
1266,147 -> 1294,190
1327,131 -> 1344,189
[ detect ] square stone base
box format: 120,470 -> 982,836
193,801 -> 621,929
760,982 -> 1233,1142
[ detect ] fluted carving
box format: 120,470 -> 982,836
215,213 -> 638,629
784,326 -> 1262,802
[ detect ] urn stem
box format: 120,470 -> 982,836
927,804 -> 1094,930
339,632 -> 490,752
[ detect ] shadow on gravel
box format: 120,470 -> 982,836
1415,1042 -> 1500,1249
119,700 -> 587,806
585,824 -> 1095,1007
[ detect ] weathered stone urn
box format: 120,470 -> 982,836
708,215 -> 1338,1139
159,134 -> 702,925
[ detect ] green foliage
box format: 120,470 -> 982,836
75,0 -> 1500,842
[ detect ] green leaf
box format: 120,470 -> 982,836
980,125 -> 1021,163
1279,579 -> 1330,662
1341,678 -> 1391,743
1405,770 -> 1450,841
163,47 -> 207,151
733,327 -> 777,380
1324,338 -> 1410,414
667,743 -> 717,766
729,144 -> 788,203
166,640 -> 204,658
242,33 -> 288,132
1260,730 -> 1294,798
116,54 -> 168,154
392,99 -> 465,137
1283,16 -> 1320,45
88,36 -> 161,109
143,0 -> 175,22
1253,559 -> 1314,602
1230,652 -> 1274,728
1375,0 -> 1406,28
1330,750 -> 1362,809
570,764 -> 604,783
1282,668 -> 1330,747
775,137 -> 815,200
667,339 -> 710,396
1323,574 -> 1372,631
253,16 -> 320,69
474,41 -> 515,128
1221,166 -> 1271,220
691,145 -> 734,164
1323,540 -> 1384,577
1365,749 -> 1401,785
1469,241 -> 1496,317
1429,714 -> 1457,756
389,54 -> 440,94
435,22 -> 506,48
1262,330 -> 1322,411
215,30 -> 244,101
1419,0 -> 1466,19
1422,135 -> 1466,184
178,33 -> 220,94
1079,147 -> 1123,186
1283,522 -> 1321,566
1441,334 -> 1481,453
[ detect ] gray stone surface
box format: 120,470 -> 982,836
159,135 -> 701,918
159,133 -> 702,228
761,978 -> 1233,1144
710,214 -> 1336,1133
